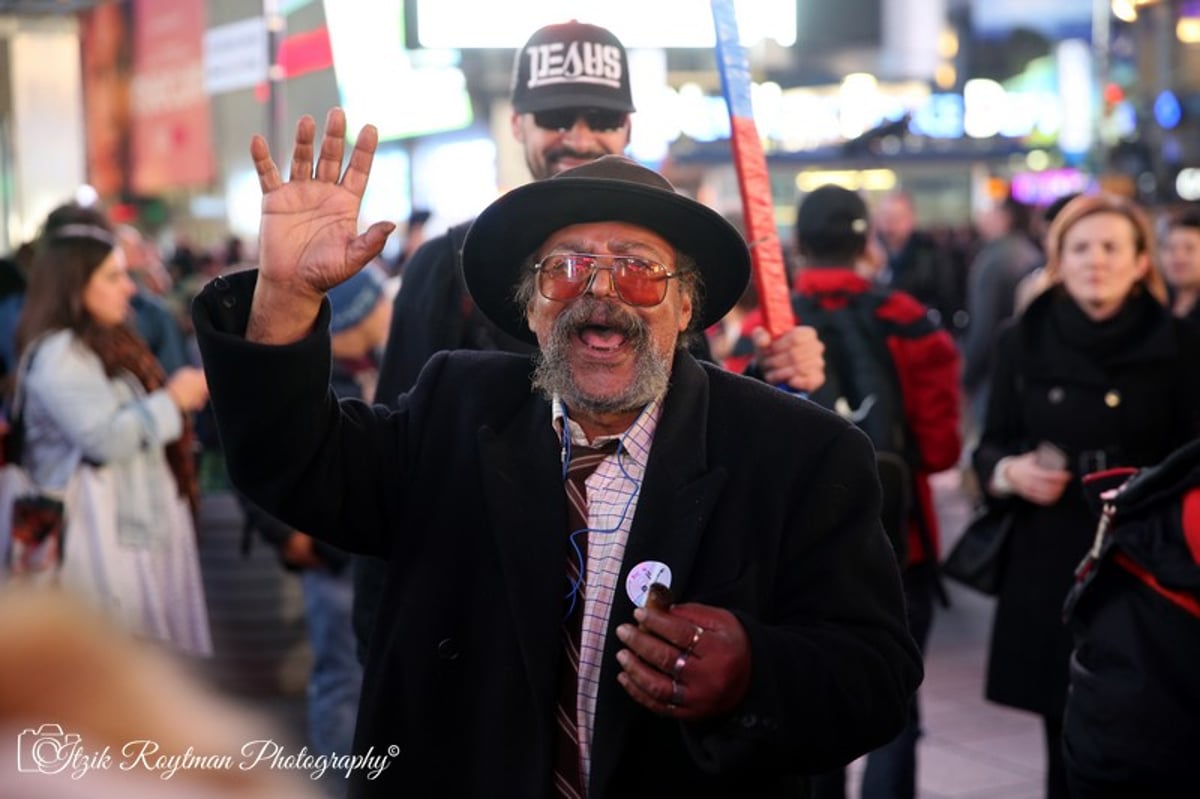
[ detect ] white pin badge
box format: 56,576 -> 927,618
626,561 -> 672,608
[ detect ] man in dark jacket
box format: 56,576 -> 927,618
374,21 -> 640,403
874,190 -> 965,337
962,195 -> 1041,429
194,108 -> 920,798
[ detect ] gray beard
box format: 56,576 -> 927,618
531,297 -> 672,416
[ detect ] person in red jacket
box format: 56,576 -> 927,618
796,185 -> 962,799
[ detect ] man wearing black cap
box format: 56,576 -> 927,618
374,20 -> 824,405
373,21 -> 639,404
791,185 -> 961,799
195,110 -> 918,798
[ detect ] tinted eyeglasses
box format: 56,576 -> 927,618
532,108 -> 629,133
534,253 -> 683,307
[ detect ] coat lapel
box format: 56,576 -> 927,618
477,396 -> 565,735
590,353 -> 729,795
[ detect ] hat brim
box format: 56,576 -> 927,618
514,89 -> 635,114
462,177 -> 750,345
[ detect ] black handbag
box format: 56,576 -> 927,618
942,503 -> 1014,595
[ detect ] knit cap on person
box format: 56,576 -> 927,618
327,267 -> 385,334
509,20 -> 635,114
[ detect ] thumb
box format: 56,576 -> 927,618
346,221 -> 396,270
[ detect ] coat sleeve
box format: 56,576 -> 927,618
193,269 -> 439,558
683,424 -> 923,775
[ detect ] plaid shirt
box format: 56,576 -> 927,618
553,395 -> 662,790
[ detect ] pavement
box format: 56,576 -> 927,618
904,470 -> 1045,798
197,468 -> 1051,798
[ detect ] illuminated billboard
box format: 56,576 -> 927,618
410,0 -> 796,49
324,0 -> 473,141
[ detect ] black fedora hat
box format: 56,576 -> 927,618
461,155 -> 750,344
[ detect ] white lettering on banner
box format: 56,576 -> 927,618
526,41 -> 622,90
131,64 -> 206,116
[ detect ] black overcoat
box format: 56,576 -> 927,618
195,270 -> 922,799
973,288 -> 1200,718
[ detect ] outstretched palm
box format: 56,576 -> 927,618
251,108 -> 393,294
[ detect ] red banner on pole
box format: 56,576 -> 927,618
711,0 -> 794,338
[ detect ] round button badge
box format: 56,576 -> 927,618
626,561 -> 672,608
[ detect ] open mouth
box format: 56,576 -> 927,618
578,323 -> 628,352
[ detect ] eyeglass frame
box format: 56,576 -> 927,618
530,251 -> 688,307
530,107 -> 630,133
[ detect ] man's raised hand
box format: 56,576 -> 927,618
248,108 -> 395,344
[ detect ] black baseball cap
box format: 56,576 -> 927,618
510,21 -> 635,114
795,184 -> 871,249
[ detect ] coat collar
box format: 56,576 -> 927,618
1020,288 -> 1179,382
477,392 -> 565,749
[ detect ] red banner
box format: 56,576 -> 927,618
129,0 -> 213,194
728,116 -> 794,338
711,0 -> 794,338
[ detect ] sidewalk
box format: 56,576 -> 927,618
911,470 -> 1045,799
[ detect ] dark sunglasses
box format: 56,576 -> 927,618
532,108 -> 629,133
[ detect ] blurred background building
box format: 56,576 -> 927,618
1,0 -> 1199,255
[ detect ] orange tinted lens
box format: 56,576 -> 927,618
539,256 -> 592,300
614,263 -> 667,306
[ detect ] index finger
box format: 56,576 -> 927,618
633,605 -> 699,650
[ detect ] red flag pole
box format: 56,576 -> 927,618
710,0 -> 795,338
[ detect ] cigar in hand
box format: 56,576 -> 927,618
640,582 -> 674,630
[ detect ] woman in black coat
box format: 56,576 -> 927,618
972,194 -> 1200,799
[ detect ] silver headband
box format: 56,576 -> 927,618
50,224 -> 116,249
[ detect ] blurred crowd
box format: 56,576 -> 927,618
0,16 -> 1198,799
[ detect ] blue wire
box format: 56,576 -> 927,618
561,428 -> 642,620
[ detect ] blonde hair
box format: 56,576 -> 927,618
1043,193 -> 1167,304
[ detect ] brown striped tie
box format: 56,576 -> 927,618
553,440 -> 619,799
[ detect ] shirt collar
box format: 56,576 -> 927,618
551,394 -> 664,461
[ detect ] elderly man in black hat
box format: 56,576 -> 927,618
364,21 -> 825,671
195,109 -> 920,799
